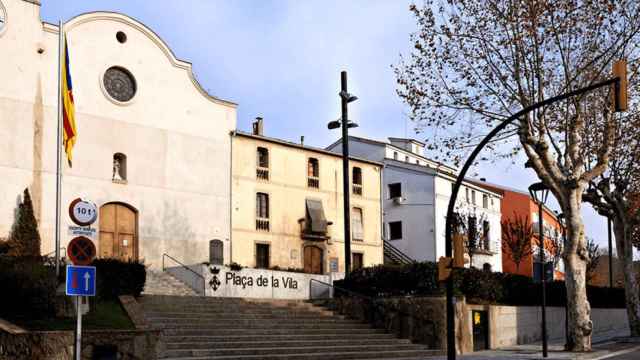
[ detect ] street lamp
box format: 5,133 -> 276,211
328,71 -> 358,275
529,181 -> 550,358
557,212 -> 569,349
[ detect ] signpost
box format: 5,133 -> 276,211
66,198 -> 98,360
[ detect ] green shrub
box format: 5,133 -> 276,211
336,262 -> 626,308
91,259 -> 146,300
0,256 -> 57,320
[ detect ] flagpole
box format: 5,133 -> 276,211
55,20 -> 64,277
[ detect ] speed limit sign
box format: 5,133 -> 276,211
69,198 -> 98,226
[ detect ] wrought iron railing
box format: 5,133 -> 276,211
256,167 -> 269,180
256,218 -> 270,231
352,183 -> 362,195
307,176 -> 319,188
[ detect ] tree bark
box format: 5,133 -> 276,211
613,218 -> 640,336
562,192 -> 593,351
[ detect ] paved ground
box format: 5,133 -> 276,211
429,336 -> 640,360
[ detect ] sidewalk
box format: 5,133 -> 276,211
430,333 -> 640,360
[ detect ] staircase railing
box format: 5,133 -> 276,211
383,240 -> 415,265
162,253 -> 206,296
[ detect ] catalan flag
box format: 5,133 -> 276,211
61,35 -> 76,167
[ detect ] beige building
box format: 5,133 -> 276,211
230,121 -> 384,274
0,0 -> 236,267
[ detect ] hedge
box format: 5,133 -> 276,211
335,262 -> 626,308
91,258 -> 146,300
0,256 -> 57,320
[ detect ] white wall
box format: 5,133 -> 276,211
383,164 -> 437,262
0,1 -> 236,267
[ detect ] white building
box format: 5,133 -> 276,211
0,0 -> 236,267
327,136 -> 503,271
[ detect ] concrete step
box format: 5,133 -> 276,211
150,322 -> 373,330
144,311 -> 337,319
143,272 -> 199,296
163,344 -> 429,358
160,349 -> 441,359
161,333 -> 398,343
146,317 -> 357,326
162,327 -> 387,337
165,338 -> 412,350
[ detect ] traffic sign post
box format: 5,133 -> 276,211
66,265 -> 96,360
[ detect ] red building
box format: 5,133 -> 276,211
471,180 -> 565,280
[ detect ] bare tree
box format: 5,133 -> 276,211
583,111 -> 640,334
585,238 -> 601,285
501,214 -> 534,273
395,1 -> 640,350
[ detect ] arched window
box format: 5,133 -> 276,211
257,147 -> 269,180
352,167 -> 362,195
209,240 -> 223,265
113,153 -> 127,182
483,263 -> 492,272
307,158 -> 319,188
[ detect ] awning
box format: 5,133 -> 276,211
306,199 -> 327,233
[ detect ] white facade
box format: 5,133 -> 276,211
327,136 -> 503,271
0,0 -> 236,267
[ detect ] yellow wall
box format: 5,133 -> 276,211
231,134 -> 383,273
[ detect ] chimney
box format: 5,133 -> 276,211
480,178 -> 487,182
252,117 -> 264,136
300,136 -> 305,146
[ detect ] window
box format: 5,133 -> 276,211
352,167 -> 363,195
112,153 -> 127,182
256,193 -> 270,231
257,147 -> 269,180
352,253 -> 364,271
393,152 -> 398,160
468,216 -> 478,249
209,239 -> 223,265
352,207 -> 364,241
389,221 -> 403,240
482,220 -> 490,250
472,190 -> 477,205
416,159 -> 420,165
116,31 -> 127,44
405,155 -> 410,162
483,263 -> 492,272
308,158 -> 319,188
483,194 -> 489,209
302,199 -> 329,239
465,188 -> 470,203
256,243 -> 270,268
388,183 -> 402,199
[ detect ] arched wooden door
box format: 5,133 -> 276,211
304,246 -> 323,274
99,203 -> 138,261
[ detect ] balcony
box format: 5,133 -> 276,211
256,167 -> 269,181
308,176 -> 319,189
352,184 -> 362,196
298,218 -> 331,241
256,218 -> 270,232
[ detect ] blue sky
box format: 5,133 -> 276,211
41,1 -> 612,248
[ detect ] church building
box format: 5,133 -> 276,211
0,0 -> 236,267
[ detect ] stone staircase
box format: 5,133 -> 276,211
143,270 -> 199,296
140,295 -> 441,359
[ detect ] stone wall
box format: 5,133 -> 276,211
468,304 -> 630,350
329,296 -> 630,355
0,329 -> 160,360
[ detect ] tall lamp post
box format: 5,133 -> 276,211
529,182 -> 550,358
442,60 -> 626,360
328,71 -> 358,275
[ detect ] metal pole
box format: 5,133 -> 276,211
539,202 -> 548,357
75,296 -> 82,360
341,71 -> 352,275
55,20 -> 64,277
608,217 -> 613,288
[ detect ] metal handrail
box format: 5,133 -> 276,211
162,253 -> 206,296
383,241 -> 415,264
43,247 -> 66,258
309,278 -> 375,302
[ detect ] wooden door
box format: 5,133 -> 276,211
99,203 -> 137,261
304,246 -> 323,274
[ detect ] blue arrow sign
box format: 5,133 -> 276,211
66,265 -> 96,296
